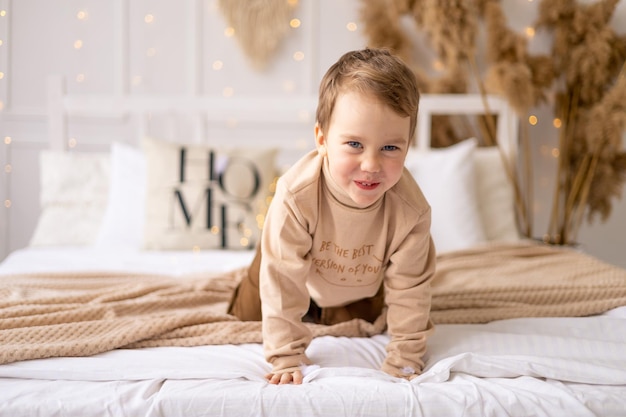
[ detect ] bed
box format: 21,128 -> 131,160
1,77 -> 626,417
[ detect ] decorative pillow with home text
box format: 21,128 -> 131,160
142,137 -> 277,250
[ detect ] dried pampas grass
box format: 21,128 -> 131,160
537,0 -> 626,243
538,0 -> 621,106
485,63 -> 535,115
583,67 -> 626,223
359,0 -> 626,246
359,0 -> 413,63
484,2 -> 526,64
483,1 -> 555,113
418,0 -> 478,65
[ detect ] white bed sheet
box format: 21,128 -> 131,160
1,248 -> 626,417
0,246 -> 256,276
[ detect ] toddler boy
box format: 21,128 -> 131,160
229,47 -> 435,384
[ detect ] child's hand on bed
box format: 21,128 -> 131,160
265,370 -> 304,385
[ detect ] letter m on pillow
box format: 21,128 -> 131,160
171,148 -> 262,248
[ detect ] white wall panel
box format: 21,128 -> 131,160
316,0 -> 365,82
10,0 -> 116,110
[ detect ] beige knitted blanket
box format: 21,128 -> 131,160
2,241 -> 626,365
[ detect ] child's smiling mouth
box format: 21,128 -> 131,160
355,181 -> 380,190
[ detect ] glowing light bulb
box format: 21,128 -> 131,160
524,27 -> 535,38
551,148 -> 560,158
224,27 -> 235,37
282,80 -> 295,92
74,40 -> 83,49
68,137 -> 77,148
212,60 -> 223,70
553,118 -> 562,128
0,72 -> 4,79
297,110 -> 310,122
528,115 -> 538,125
290,18 -> 301,28
0,10 -> 6,17
144,14 -> 154,24
293,51 -> 304,61
3,136 -> 10,145
4,164 -> 11,173
76,74 -> 85,83
346,22 -> 357,31
76,10 -> 88,20
4,200 -> 10,208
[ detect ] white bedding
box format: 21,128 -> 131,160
1,248 -> 626,417
0,246 -> 256,276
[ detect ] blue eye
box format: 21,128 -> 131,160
347,141 -> 362,149
382,145 -> 399,151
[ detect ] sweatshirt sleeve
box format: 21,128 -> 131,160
381,210 -> 436,379
259,181 -> 315,374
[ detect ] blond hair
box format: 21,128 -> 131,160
316,48 -> 420,141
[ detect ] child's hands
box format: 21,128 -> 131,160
265,370 -> 304,385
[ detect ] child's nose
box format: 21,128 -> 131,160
361,153 -> 381,173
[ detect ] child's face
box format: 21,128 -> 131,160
315,91 -> 411,208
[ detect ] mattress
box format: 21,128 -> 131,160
1,246 -> 626,417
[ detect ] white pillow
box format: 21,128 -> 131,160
474,147 -> 520,242
30,151 -> 110,246
405,138 -> 486,254
95,142 -> 147,249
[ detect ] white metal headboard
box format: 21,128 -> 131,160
415,94 -> 518,157
47,75 -> 518,161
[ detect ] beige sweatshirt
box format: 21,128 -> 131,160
260,150 -> 436,378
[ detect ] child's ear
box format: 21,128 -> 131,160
315,123 -> 327,156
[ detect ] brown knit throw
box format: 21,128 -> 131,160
2,241 -> 625,365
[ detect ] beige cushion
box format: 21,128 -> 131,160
142,137 -> 277,250
474,146 -> 520,242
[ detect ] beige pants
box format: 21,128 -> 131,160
227,246 -> 384,325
